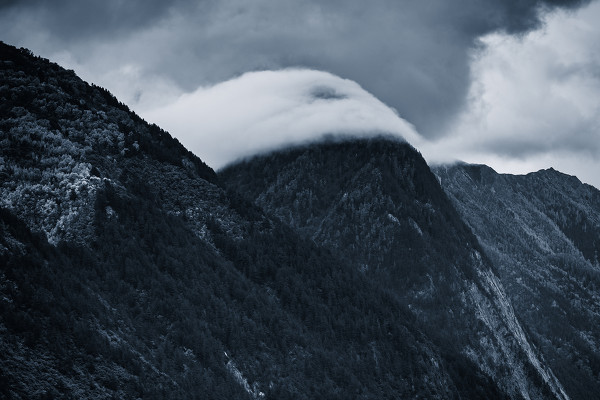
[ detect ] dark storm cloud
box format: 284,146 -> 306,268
482,128 -> 600,159
0,0 -> 188,40
0,0 -> 592,137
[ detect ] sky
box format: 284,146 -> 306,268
1,0 -> 600,187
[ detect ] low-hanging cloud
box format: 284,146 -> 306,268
142,69 -> 421,169
0,0 -> 592,137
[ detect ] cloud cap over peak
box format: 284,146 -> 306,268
142,69 -> 421,169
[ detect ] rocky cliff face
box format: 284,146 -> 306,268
220,138 -> 568,399
435,164 -> 600,400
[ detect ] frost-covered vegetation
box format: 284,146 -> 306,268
0,44 -> 213,245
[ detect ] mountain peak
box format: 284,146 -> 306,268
220,138 -> 569,399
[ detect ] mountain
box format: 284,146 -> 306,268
0,41 -> 435,399
0,41 -> 529,399
1,39 -> 590,399
434,163 -> 600,400
220,137 -> 568,399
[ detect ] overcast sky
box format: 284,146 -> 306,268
1,0 -> 600,187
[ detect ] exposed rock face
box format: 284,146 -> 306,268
435,163 -> 600,399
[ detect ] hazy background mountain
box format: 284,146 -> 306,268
435,164 -> 600,399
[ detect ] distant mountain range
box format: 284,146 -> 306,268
1,41 -> 598,399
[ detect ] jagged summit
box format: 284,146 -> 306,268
529,167 -> 587,188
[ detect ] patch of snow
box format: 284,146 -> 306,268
409,218 -> 423,236
183,347 -> 196,360
225,353 -> 265,399
105,206 -> 116,218
387,213 -> 400,224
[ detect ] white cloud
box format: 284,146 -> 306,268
422,1 -> 600,189
142,69 -> 421,169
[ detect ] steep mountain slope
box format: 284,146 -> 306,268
435,164 -> 600,400
220,137 -> 568,399
0,41 -> 512,399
